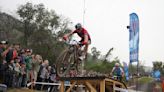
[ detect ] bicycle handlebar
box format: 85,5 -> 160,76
58,37 -> 81,46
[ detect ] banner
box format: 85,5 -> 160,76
129,13 -> 139,63
153,70 -> 161,81
123,62 -> 129,81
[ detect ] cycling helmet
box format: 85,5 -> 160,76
75,23 -> 82,30
115,63 -> 120,67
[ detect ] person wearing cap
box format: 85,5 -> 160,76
0,41 -> 11,62
0,41 -> 8,83
0,41 -> 12,85
110,63 -> 124,81
0,40 -> 8,45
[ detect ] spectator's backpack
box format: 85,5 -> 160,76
6,49 -> 17,63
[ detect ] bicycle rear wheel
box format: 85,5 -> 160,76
56,49 -> 74,77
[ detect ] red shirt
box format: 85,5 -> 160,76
73,28 -> 91,42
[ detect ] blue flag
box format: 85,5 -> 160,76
123,62 -> 129,81
153,70 -> 161,81
129,13 -> 139,63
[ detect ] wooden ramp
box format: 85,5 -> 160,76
59,76 -> 127,92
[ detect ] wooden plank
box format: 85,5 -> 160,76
59,77 -> 127,92
100,79 -> 105,92
105,78 -> 127,88
113,82 -> 115,92
66,81 -> 77,92
85,81 -> 97,92
60,81 -> 65,92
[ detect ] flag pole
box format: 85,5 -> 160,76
136,61 -> 139,92
81,0 -> 86,76
83,0 -> 86,27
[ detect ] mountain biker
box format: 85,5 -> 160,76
110,63 -> 124,81
63,23 -> 91,60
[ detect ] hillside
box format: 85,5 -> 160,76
0,12 -> 23,42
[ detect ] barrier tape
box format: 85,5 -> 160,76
27,82 -> 71,87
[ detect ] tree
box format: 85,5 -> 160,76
91,47 -> 101,61
153,61 -> 164,76
85,47 -> 121,74
103,47 -> 114,62
17,2 -> 37,46
153,61 -> 162,71
17,2 -> 61,46
17,2 -> 71,64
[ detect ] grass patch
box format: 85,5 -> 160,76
138,77 -> 154,84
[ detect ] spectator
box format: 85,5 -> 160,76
14,57 -> 21,87
4,59 -> 15,87
20,62 -> 27,87
49,64 -> 57,82
12,43 -> 20,59
49,64 -> 58,92
25,49 -> 32,83
36,60 -> 49,90
30,54 -> 42,89
0,41 -> 60,90
31,54 -> 42,82
19,49 -> 26,64
44,66 -> 51,90
0,60 -> 7,84
0,41 -> 9,83
5,43 -> 20,64
0,41 -> 10,61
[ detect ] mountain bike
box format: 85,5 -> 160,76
112,75 -> 123,82
56,40 -> 83,77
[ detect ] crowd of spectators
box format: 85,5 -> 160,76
0,40 -> 110,92
0,40 -> 58,91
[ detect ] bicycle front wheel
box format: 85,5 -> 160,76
56,49 -> 74,77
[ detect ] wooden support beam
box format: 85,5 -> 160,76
105,78 -> 125,88
66,81 -> 77,92
59,77 -> 127,92
85,81 -> 97,92
60,80 -> 65,92
113,82 -> 115,92
100,79 -> 105,92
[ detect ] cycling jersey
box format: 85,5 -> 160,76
112,67 -> 124,76
73,28 -> 91,44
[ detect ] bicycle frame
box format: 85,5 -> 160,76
56,39 -> 83,77
68,43 -> 82,70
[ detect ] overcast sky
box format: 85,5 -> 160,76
0,0 -> 164,67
